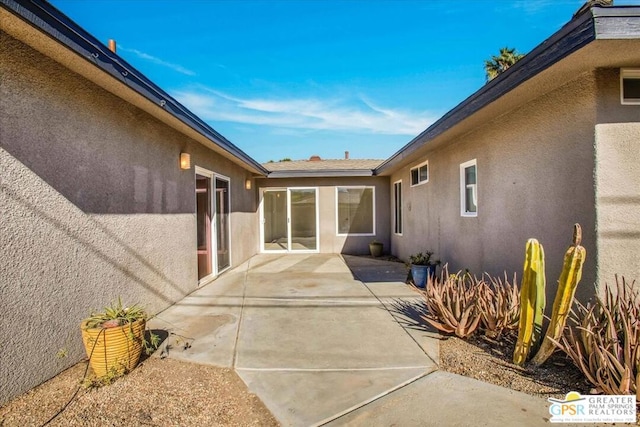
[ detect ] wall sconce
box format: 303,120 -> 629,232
245,179 -> 252,190
180,152 -> 191,170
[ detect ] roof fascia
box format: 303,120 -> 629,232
0,0 -> 268,175
375,7 -> 598,175
593,6 -> 640,39
267,170 -> 375,178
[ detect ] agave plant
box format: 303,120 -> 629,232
85,296 -> 149,329
553,277 -> 639,396
477,273 -> 520,338
415,266 -> 482,338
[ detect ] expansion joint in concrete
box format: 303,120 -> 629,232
311,369 -> 437,427
231,257 -> 251,368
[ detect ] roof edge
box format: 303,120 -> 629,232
375,5 -> 600,175
267,170 -> 375,178
0,0 -> 268,175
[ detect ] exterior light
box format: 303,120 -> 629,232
245,179 -> 252,190
180,152 -> 190,170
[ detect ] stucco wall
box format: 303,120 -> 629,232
256,177 -> 390,254
0,32 -> 258,403
390,71 -> 599,303
594,68 -> 640,291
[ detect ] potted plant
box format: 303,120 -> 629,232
80,297 -> 158,379
369,240 -> 384,257
409,251 -> 440,288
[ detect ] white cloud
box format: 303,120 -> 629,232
119,47 -> 196,76
171,87 -> 435,136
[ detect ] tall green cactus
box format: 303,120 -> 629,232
513,239 -> 546,366
531,224 -> 586,365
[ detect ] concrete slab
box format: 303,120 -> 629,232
152,254 -> 565,427
147,261 -> 249,367
237,367 -> 433,427
342,255 -> 408,283
327,371 -> 552,427
244,272 -> 371,301
236,304 -> 434,370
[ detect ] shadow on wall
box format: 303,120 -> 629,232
1,177 -> 187,304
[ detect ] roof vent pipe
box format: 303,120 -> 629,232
108,39 -> 116,53
345,151 -> 349,160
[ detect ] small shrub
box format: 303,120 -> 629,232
554,276 -> 639,396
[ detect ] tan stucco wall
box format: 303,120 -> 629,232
390,71 -> 600,303
256,177 -> 390,254
0,32 -> 258,403
594,69 -> 640,291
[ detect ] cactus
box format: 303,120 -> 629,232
532,224 -> 586,365
513,239 -> 546,366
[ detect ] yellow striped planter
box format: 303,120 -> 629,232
81,318 -> 145,378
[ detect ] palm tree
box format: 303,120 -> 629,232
484,47 -> 525,81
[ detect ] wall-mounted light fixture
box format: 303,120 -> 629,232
245,179 -> 252,190
180,152 -> 191,170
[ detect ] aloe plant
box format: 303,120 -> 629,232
85,297 -> 148,329
532,224 -> 586,365
553,277 -> 639,396
513,239 -> 546,366
477,273 -> 520,338
416,266 -> 482,338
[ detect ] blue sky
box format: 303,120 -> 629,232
51,0 -> 640,163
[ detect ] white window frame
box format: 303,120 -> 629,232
620,68 -> 640,105
460,159 -> 477,217
393,180 -> 403,235
335,186 -> 376,236
410,160 -> 429,187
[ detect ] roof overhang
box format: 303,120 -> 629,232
375,5 -> 640,176
266,169 -> 375,178
0,0 -> 268,176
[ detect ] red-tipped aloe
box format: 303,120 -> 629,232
532,224 -> 586,365
513,239 -> 546,366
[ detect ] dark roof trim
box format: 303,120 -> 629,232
1,0 -> 268,175
267,170 -> 375,178
375,6 -> 610,175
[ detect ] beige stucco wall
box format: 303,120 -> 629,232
0,32 -> 258,404
256,177 -> 390,254
390,71 -> 600,303
594,69 -> 640,291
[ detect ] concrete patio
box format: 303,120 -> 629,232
149,254 -> 553,426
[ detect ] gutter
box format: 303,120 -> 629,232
0,0 -> 269,176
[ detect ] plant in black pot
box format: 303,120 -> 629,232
408,251 -> 440,288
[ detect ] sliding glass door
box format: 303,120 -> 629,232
262,188 -> 318,252
196,167 -> 231,282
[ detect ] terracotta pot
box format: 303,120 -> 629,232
81,318 -> 145,377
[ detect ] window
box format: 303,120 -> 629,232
394,181 -> 402,235
621,69 -> 640,105
460,159 -> 477,217
336,186 -> 375,235
410,161 -> 429,186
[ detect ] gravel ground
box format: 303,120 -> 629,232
439,330 -> 593,401
440,332 -> 640,424
0,358 -> 278,427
